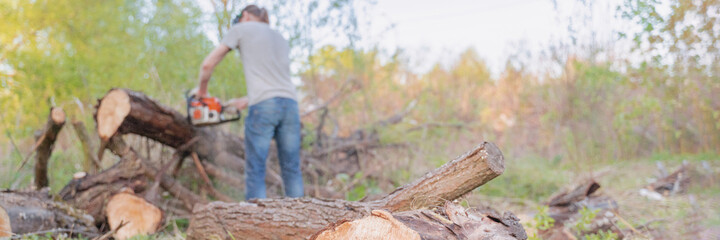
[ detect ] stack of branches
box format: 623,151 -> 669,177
301,98 -> 417,199
4,88 -> 526,239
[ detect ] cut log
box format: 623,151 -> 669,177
0,189 -> 98,237
95,88 -> 245,173
106,188 -> 163,240
34,107 -> 66,189
59,136 -> 205,225
186,142 -> 506,239
312,202 -> 527,240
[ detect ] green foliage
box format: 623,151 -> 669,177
574,207 -> 599,233
164,218 -> 190,232
534,205 -> 556,230
0,0 -> 238,136
336,172 -> 382,201
583,230 -> 618,240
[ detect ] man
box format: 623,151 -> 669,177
195,5 -> 304,200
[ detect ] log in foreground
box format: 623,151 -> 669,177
34,107 -> 66,189
0,190 -> 98,238
106,188 -> 163,240
0,204 -> 9,237
95,88 -> 245,172
312,201 -> 526,240
186,142 -> 509,239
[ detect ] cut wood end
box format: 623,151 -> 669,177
312,209 -> 420,240
482,142 -> 505,175
50,107 -> 66,124
106,190 -> 163,240
0,206 -> 11,237
97,89 -> 131,141
73,171 -> 87,179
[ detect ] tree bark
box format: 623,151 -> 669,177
34,107 -> 66,189
375,141 -> 504,212
186,142 -> 507,239
0,189 -> 99,238
95,88 -> 245,173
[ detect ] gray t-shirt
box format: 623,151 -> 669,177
221,22 -> 297,106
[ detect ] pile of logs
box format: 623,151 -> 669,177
1,88 -> 528,239
538,180 -> 622,240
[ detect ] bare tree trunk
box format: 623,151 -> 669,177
0,190 -> 99,238
34,107 -> 66,189
186,142 -> 507,239
72,120 -> 102,173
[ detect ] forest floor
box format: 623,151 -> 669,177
1,128 -> 718,240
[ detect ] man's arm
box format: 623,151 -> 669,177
196,44 -> 232,98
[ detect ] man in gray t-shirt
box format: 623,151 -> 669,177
196,5 -> 304,200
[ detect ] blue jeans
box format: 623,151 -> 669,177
244,97 -> 304,200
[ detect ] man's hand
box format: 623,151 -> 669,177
227,96 -> 249,111
188,87 -> 209,99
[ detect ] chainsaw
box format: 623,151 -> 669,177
185,90 -> 242,126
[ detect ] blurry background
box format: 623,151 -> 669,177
1,0 -> 718,239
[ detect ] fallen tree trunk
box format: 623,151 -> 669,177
34,107 -> 66,189
312,201 -> 526,240
95,88 -> 245,173
0,189 -> 99,238
186,142 -> 506,239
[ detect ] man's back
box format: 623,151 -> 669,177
221,22 -> 296,106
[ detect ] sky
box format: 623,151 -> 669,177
364,0 -> 626,75
198,0 -> 626,76
370,0 -> 561,73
